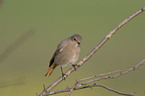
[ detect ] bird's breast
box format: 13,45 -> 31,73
54,43 -> 80,67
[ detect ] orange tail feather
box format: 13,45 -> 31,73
44,63 -> 57,77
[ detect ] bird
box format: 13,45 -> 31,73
44,34 -> 82,78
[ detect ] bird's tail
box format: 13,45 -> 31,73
44,63 -> 57,77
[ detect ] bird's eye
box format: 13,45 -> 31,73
73,38 -> 80,45
74,38 -> 77,41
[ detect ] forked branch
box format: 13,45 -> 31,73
44,59 -> 145,96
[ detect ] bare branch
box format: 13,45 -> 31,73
48,84 -> 137,96
38,7 -> 145,96
66,81 -> 78,96
44,59 -> 145,96
80,59 -> 145,85
77,70 -> 122,82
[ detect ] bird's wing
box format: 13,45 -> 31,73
49,40 -> 68,67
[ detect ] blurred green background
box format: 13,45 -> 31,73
0,0 -> 145,96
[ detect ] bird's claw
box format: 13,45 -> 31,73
62,73 -> 67,80
72,64 -> 80,71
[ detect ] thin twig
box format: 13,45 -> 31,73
77,70 -> 122,82
94,84 -> 136,96
38,7 -> 145,96
80,59 -> 145,85
66,81 -> 78,96
47,83 -> 137,96
43,84 -> 47,93
47,59 -> 144,96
